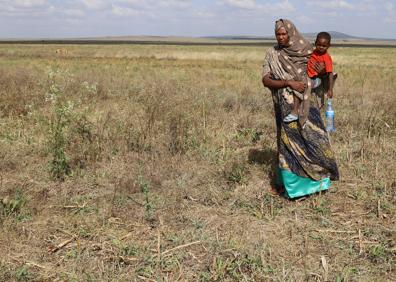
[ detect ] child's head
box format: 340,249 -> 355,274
315,32 -> 331,54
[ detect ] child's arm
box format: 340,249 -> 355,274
313,62 -> 326,75
327,72 -> 334,98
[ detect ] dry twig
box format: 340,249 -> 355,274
321,256 -> 329,281
62,203 -> 86,209
161,241 -> 202,256
358,229 -> 364,255
138,276 -> 156,282
118,256 -> 138,265
314,229 -> 355,234
11,257 -> 48,270
49,236 -> 77,253
120,232 -> 134,240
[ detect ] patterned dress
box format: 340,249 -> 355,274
263,19 -> 339,198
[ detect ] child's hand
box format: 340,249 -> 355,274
326,89 -> 334,99
313,62 -> 326,75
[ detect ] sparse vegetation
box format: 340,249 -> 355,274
0,188 -> 28,222
47,68 -> 73,180
0,43 -> 394,281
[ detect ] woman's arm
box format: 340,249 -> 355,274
262,73 -> 306,93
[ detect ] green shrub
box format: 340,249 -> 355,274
47,69 -> 73,180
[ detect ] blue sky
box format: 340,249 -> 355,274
0,0 -> 395,39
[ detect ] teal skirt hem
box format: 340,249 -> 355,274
277,168 -> 331,199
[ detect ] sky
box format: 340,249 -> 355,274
0,0 -> 395,39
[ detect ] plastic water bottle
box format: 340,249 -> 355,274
325,99 -> 335,132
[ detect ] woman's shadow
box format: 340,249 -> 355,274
248,148 -> 284,195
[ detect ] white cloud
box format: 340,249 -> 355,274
383,0 -> 396,23
384,16 -> 396,23
296,14 -> 314,24
110,0 -> 192,19
111,4 -> 140,16
116,0 -> 191,10
116,0 -> 141,6
0,0 -> 48,10
384,0 -> 395,11
0,0 -> 53,17
222,0 -> 294,14
13,0 -> 47,8
193,10 -> 216,19
308,0 -> 354,10
63,8 -> 85,18
223,0 -> 257,9
270,0 -> 294,12
79,0 -> 108,10
157,0 -> 191,8
353,0 -> 375,12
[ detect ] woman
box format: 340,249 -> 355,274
262,19 -> 339,198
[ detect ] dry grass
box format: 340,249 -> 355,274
0,43 -> 395,281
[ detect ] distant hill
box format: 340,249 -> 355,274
203,31 -> 396,42
203,35 -> 273,41
303,31 -> 357,40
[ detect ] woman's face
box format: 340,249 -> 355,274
276,27 -> 289,47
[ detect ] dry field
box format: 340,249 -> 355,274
0,43 -> 395,281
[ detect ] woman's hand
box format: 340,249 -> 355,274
287,80 -> 306,93
262,74 -> 305,93
313,62 -> 326,75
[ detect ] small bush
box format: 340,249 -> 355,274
224,157 -> 249,185
139,177 -> 154,221
0,189 -> 27,220
15,265 -> 32,281
168,114 -> 195,154
46,69 -> 73,180
223,95 -> 238,112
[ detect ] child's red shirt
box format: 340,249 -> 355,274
307,50 -> 333,78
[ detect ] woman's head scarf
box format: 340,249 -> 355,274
275,19 -> 312,81
274,19 -> 313,126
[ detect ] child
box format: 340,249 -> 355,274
283,31 -> 335,123
307,32 -> 336,107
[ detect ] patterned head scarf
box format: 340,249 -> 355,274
274,19 -> 313,126
275,19 -> 313,81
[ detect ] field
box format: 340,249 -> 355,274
0,43 -> 395,281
